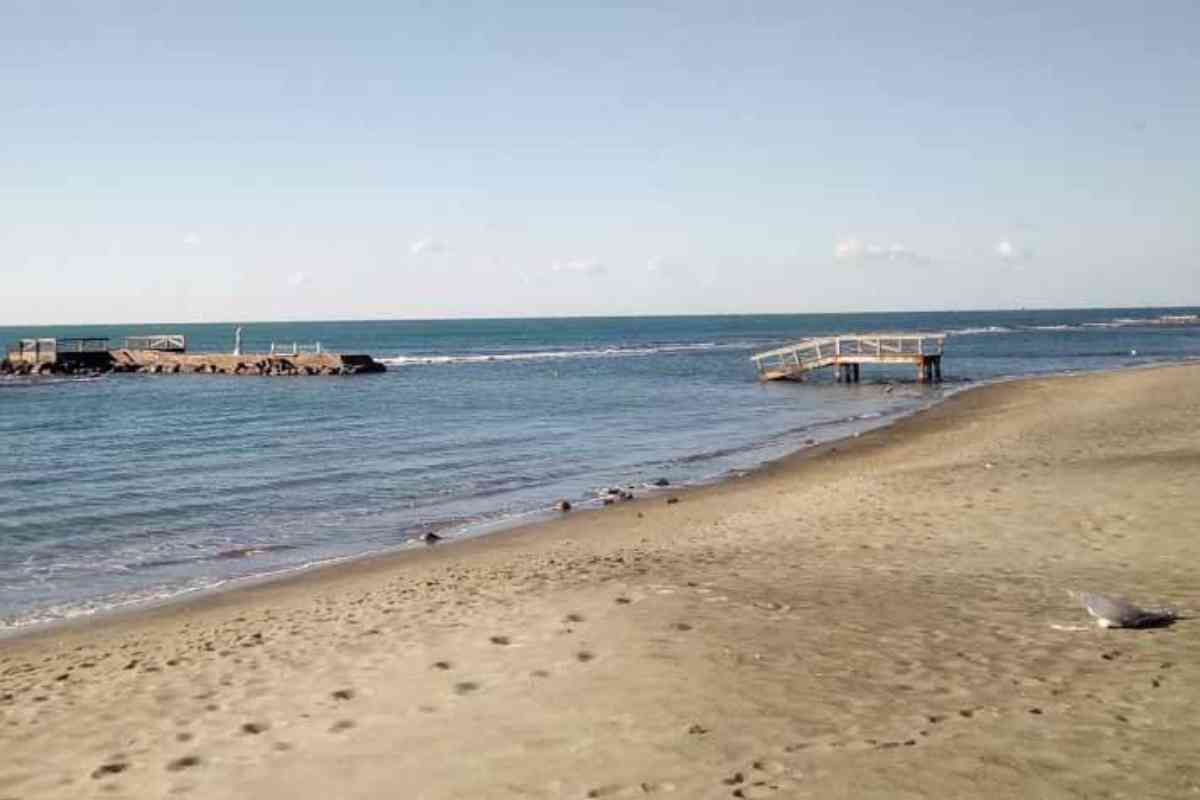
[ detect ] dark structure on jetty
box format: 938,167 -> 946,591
751,333 -> 945,383
3,333 -> 386,377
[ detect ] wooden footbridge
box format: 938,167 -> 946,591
751,333 -> 945,383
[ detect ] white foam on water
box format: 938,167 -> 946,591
378,341 -> 750,366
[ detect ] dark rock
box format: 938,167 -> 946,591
666,497 -> 679,505
556,500 -> 572,512
420,532 -> 443,544
651,478 -> 670,487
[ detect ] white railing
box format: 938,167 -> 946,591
751,333 -> 945,376
269,341 -> 323,356
124,334 -> 186,352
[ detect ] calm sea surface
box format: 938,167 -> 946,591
3,309 -> 1199,630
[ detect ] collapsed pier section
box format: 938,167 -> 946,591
750,333 -> 945,383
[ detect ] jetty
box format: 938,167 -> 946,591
3,333 -> 386,377
751,332 -> 945,383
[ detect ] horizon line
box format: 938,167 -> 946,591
2,303 -> 1200,330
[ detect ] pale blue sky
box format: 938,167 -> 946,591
2,1 -> 1198,323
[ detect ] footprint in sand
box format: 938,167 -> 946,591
331,689 -> 355,701
91,762 -> 128,780
330,720 -> 355,733
576,651 -> 595,663
564,613 -> 585,623
454,681 -> 479,695
721,762 -> 801,798
489,636 -> 512,646
241,722 -> 269,735
587,781 -> 675,797
432,661 -> 452,670
166,755 -> 201,772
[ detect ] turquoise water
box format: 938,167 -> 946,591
2,309 -> 1199,629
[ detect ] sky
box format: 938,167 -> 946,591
2,1 -> 1198,324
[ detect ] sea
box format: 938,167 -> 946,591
3,308 -> 1199,632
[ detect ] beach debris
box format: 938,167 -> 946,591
556,500 -> 572,512
1070,590 -> 1179,629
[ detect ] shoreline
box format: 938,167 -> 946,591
1,357 -> 1188,643
3,363 -> 1199,798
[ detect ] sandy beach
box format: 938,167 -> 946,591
3,364 -> 1199,799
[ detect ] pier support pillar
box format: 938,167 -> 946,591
933,357 -> 942,383
852,363 -> 861,383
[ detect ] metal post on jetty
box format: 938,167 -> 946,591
750,333 -> 946,384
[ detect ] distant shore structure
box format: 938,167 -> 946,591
751,332 -> 946,383
3,329 -> 385,377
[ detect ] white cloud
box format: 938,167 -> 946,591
183,232 -> 201,247
286,271 -> 307,287
995,239 -> 1032,261
834,238 -> 925,264
410,238 -> 447,255
646,257 -> 691,278
552,259 -> 606,275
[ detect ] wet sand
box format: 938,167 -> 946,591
3,365 -> 1199,799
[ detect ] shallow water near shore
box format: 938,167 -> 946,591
3,308 -> 1200,629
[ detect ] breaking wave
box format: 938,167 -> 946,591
947,314 -> 1200,337
379,342 -> 749,366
